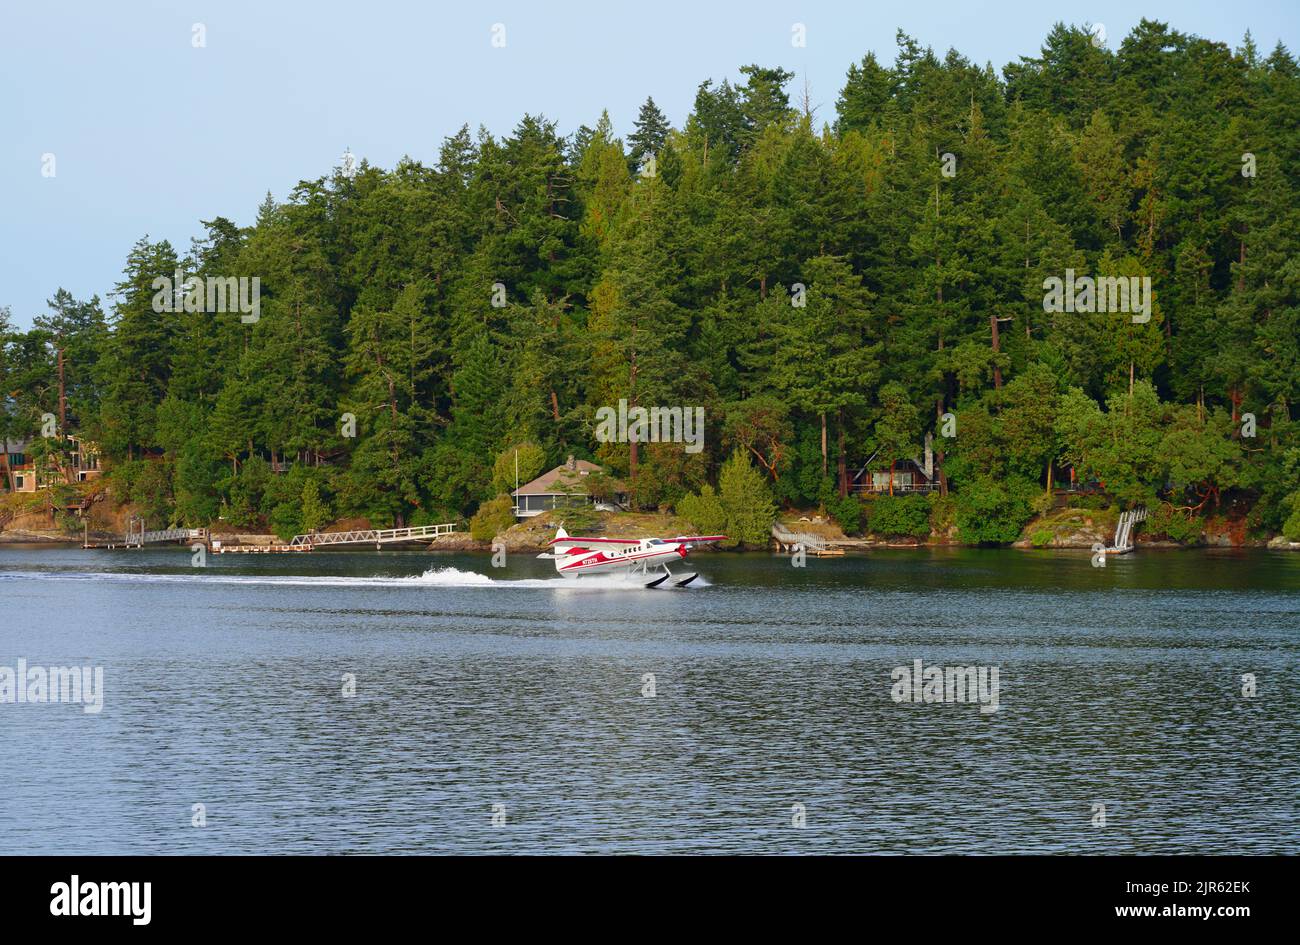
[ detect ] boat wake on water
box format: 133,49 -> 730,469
0,567 -> 710,591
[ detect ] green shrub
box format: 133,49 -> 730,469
954,475 -> 1036,544
927,493 -> 956,534
1282,502 -> 1300,543
224,457 -> 271,528
111,458 -> 175,526
827,494 -> 863,534
1031,529 -> 1054,548
1146,503 -> 1203,544
677,484 -> 727,537
864,494 -> 931,538
718,450 -> 777,547
469,494 -> 516,541
269,501 -> 301,541
556,504 -> 600,534
1030,490 -> 1054,516
299,480 -> 331,533
222,491 -> 257,529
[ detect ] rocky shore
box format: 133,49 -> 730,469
5,505 -> 1297,552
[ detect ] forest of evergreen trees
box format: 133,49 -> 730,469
3,21 -> 1299,544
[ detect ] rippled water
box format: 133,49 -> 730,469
1,544 -> 1297,854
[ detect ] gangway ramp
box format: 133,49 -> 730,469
288,523 -> 457,550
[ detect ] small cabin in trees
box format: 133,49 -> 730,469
851,434 -> 939,494
511,456 -> 627,519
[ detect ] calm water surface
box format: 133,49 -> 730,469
1,544 -> 1297,854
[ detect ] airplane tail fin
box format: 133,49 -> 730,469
542,526 -> 570,571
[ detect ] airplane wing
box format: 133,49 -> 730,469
547,535 -> 643,549
671,535 -> 728,543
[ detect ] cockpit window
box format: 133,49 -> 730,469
647,539 -> 664,545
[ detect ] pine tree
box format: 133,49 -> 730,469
718,449 -> 777,546
100,237 -> 181,456
627,97 -> 670,173
299,479 -> 330,532
835,52 -> 894,134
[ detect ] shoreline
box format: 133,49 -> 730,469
5,533 -> 1298,553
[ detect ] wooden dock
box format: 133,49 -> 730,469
211,543 -> 311,554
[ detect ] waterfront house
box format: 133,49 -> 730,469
2,435 -> 101,493
67,435 -> 102,483
853,458 -> 938,494
3,438 -> 39,493
851,435 -> 939,495
511,456 -> 627,519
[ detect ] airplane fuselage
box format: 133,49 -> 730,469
539,529 -> 726,585
553,538 -> 689,576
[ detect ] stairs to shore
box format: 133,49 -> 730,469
772,524 -> 829,554
1107,506 -> 1148,554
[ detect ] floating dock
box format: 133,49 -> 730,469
212,543 -> 311,554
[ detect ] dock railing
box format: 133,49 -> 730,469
772,523 -> 828,553
288,522 -> 457,549
1107,506 -> 1148,553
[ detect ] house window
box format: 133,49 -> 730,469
871,470 -> 914,490
15,475 -> 24,489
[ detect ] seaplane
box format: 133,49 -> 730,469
537,527 -> 727,587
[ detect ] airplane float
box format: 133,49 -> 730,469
537,527 -> 726,587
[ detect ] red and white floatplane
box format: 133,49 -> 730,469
537,527 -> 727,587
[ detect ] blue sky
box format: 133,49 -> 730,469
2,0 -> 1296,328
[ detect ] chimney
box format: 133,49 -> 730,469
923,433 -> 933,480
565,455 -> 575,471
